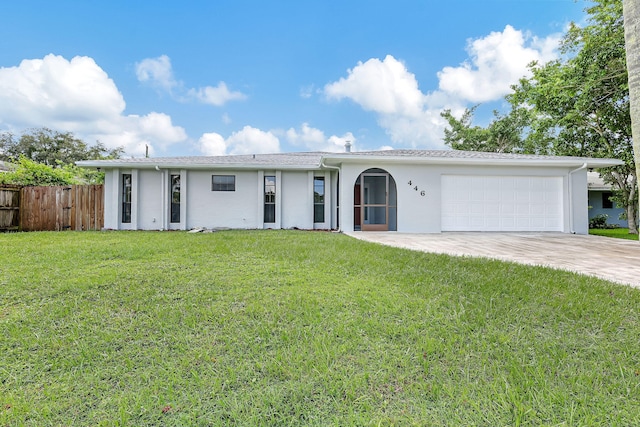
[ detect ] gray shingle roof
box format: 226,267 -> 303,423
339,149 -> 600,161
76,149 -> 623,169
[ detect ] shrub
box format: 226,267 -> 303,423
589,213 -> 609,229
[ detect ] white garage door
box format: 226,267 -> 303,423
441,175 -> 563,232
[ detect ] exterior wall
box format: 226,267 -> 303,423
568,168 -> 588,234
588,190 -> 628,227
101,161 -> 590,233
137,169 -> 164,230
103,169 -> 118,229
187,170 -> 260,229
281,171 -> 313,229
338,162 -> 589,234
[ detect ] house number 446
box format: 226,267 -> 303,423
407,180 -> 426,196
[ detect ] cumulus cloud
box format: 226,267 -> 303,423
324,55 -> 450,148
438,25 -> 560,103
199,132 -> 228,156
135,55 -> 178,92
136,55 -> 246,107
323,26 -> 561,148
199,126 -> 280,156
188,82 -> 246,106
325,55 -> 424,117
0,54 -> 187,156
285,123 -> 355,152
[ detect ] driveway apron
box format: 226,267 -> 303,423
346,232 -> 640,288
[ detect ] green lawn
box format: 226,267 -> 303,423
1,230 -> 639,426
589,228 -> 639,240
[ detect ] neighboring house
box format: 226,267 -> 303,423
77,149 -> 621,234
0,160 -> 10,172
587,171 -> 628,228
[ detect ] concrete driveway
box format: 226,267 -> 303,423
345,232 -> 640,288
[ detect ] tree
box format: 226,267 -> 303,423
623,0 -> 640,239
0,127 -> 123,165
442,0 -> 637,233
510,0 -> 637,233
0,157 -> 81,186
441,106 -> 538,154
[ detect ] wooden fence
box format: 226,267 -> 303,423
0,184 -> 104,232
0,185 -> 21,231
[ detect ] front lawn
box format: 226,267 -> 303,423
590,227 -> 639,240
1,230 -> 639,426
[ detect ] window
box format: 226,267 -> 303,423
264,175 -> 276,223
212,175 -> 235,191
602,192 -> 614,209
122,174 -> 132,223
314,177 -> 325,223
170,174 -> 180,223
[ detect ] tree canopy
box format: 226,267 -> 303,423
0,128 -> 122,186
0,127 -> 123,165
442,0 -> 638,233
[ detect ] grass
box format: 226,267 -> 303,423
589,228 -> 639,240
1,230 -> 639,426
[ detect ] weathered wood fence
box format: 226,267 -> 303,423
0,184 -> 104,232
0,185 -> 21,231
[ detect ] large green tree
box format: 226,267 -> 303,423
623,0 -> 640,239
443,0 -> 638,233
0,127 -> 123,165
509,0 -> 637,233
441,106 -> 536,154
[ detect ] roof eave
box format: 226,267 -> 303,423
75,160 -> 323,170
321,155 -> 624,168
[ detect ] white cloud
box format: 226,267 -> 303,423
0,54 -> 187,156
324,55 -> 449,148
324,27 -> 561,148
188,82 -> 246,106
325,55 -> 424,117
285,123 -> 355,152
437,25 -> 560,103
299,84 -> 315,99
135,55 -> 178,92
199,126 -> 280,155
136,55 -> 246,107
199,132 -> 227,156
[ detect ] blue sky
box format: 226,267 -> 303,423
0,0 -> 587,157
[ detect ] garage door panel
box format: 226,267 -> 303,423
442,175 -> 563,231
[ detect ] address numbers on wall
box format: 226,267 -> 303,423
407,180 -> 426,196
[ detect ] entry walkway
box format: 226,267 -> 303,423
345,232 -> 640,288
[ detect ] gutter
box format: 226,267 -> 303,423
568,162 -> 588,234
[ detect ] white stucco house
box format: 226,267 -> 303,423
77,149 -> 622,234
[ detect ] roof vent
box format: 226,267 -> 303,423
345,142 -> 352,153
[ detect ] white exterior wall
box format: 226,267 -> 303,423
137,169 -> 164,230
569,168 -> 589,234
338,162 -> 588,234
187,170 -> 260,229
100,162 -> 588,233
281,171 -> 313,229
103,169 -> 118,230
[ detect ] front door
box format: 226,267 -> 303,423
361,173 -> 389,231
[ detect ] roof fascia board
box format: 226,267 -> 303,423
75,161 -> 323,170
320,155 -> 623,168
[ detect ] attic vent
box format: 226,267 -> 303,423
345,142 -> 352,153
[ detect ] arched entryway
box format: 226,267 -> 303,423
354,168 -> 397,231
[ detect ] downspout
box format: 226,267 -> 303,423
320,159 -> 341,231
568,163 -> 587,234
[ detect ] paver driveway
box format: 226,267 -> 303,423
346,232 -> 640,288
